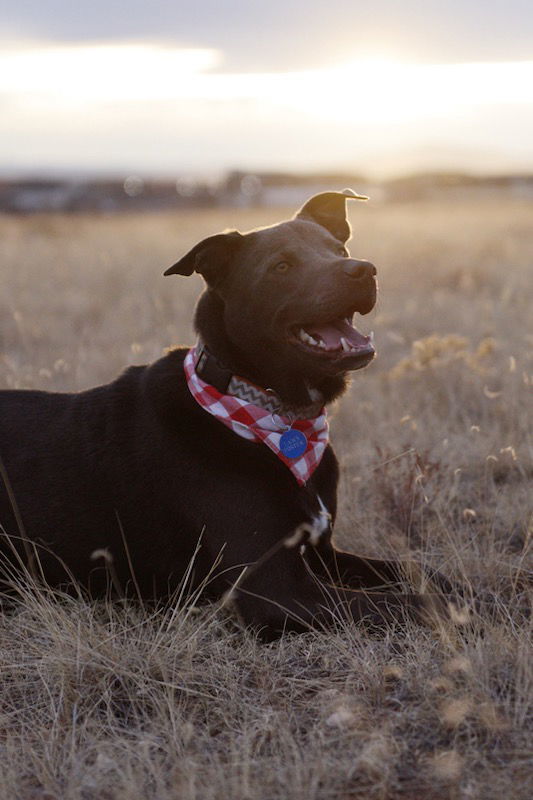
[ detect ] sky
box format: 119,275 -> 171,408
1,0 -> 533,178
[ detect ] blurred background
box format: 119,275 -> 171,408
1,0 -> 532,211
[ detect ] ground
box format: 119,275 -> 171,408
0,196 -> 531,799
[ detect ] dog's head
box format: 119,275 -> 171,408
165,189 -> 377,404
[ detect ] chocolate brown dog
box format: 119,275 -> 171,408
0,190 -> 456,637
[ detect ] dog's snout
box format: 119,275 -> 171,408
342,259 -> 376,280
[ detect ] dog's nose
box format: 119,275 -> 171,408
343,259 -> 377,280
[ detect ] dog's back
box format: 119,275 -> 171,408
1,378 -> 125,586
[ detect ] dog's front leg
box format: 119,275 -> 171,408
306,544 -> 457,596
231,548 -> 449,640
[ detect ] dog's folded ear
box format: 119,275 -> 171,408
164,231 -> 243,286
296,188 -> 368,243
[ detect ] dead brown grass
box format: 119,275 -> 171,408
0,196 -> 531,799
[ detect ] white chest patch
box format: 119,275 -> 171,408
284,494 -> 332,548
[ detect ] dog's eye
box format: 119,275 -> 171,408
272,261 -> 291,274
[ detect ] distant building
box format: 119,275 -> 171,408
0,171 -> 531,214
0,177 -> 217,214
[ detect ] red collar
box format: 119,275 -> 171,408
184,347 -> 329,486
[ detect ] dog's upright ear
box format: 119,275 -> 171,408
164,230 -> 243,287
295,188 -> 368,243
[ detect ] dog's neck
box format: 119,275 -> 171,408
194,291 -> 349,407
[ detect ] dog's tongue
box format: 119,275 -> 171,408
304,317 -> 369,351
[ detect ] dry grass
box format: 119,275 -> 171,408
0,196 -> 531,799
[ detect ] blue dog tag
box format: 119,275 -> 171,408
279,429 -> 307,459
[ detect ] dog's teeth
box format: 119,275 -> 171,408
340,337 -> 351,352
369,331 -> 375,344
318,340 -> 326,349
298,328 -> 320,346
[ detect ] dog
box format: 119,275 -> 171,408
0,189 -> 458,638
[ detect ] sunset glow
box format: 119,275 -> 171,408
2,43 -> 533,117
1,39 -> 533,175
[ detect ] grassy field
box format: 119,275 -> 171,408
0,196 -> 531,799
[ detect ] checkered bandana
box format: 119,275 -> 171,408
183,347 -> 329,486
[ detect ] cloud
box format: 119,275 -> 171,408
1,0 -> 533,70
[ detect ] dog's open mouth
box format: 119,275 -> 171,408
289,313 -> 375,368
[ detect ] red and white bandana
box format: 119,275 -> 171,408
183,347 -> 329,486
